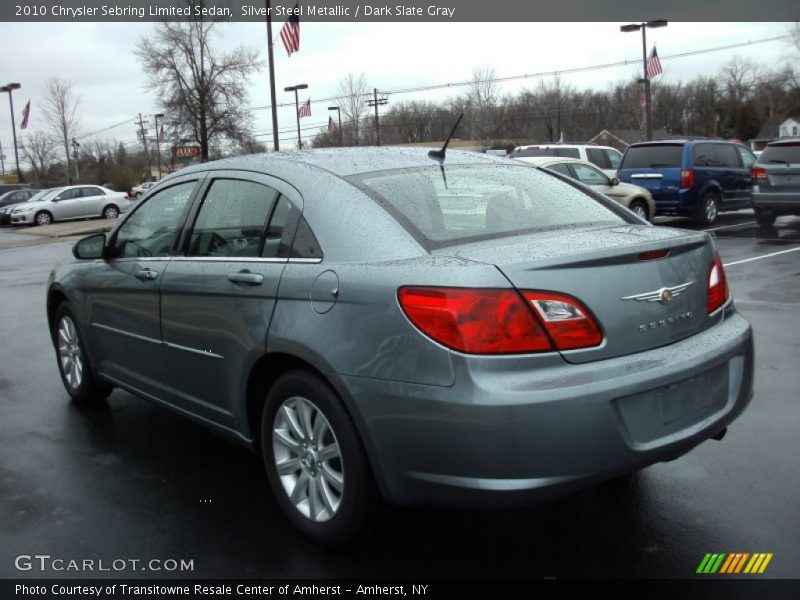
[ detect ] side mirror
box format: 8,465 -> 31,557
610,177 -> 620,187
73,233 -> 107,260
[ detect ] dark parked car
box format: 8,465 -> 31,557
47,149 -> 753,544
751,139 -> 800,227
0,188 -> 39,225
617,139 -> 757,225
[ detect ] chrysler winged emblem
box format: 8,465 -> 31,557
621,282 -> 694,305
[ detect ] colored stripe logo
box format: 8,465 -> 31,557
697,553 -> 773,574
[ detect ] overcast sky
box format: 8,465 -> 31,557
0,20 -> 793,165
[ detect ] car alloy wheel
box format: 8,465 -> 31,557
36,212 -> 52,226
57,315 -> 84,390
629,201 -> 648,221
703,195 -> 718,224
103,206 -> 119,219
272,396 -> 344,522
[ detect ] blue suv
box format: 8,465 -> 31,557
617,139 -> 756,225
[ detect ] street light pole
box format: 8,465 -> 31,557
328,106 -> 342,146
265,0 -> 280,152
284,84 -> 307,150
620,20 -> 667,142
154,113 -> 164,180
0,83 -> 22,181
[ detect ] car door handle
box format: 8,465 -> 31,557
228,270 -> 263,286
135,268 -> 158,281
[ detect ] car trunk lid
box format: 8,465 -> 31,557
435,224 -> 715,364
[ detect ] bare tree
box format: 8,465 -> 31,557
466,66 -> 499,143
41,77 -> 81,183
337,73 -> 370,145
20,130 -> 58,182
136,1 -> 262,161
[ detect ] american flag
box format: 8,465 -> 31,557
280,4 -> 300,57
20,100 -> 31,129
328,116 -> 335,133
298,99 -> 311,118
647,46 -> 663,79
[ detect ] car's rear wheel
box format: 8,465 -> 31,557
754,209 -> 777,228
53,304 -> 112,404
102,205 -> 119,219
628,200 -> 649,221
695,192 -> 719,226
261,370 -> 375,545
35,211 -> 53,226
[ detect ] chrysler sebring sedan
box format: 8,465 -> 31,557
47,148 -> 753,544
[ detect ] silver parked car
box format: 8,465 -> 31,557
11,184 -> 132,226
47,149 -> 753,544
751,139 -> 800,227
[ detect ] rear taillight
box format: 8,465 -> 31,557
751,166 -> 767,182
522,291 -> 603,350
707,254 -> 729,314
680,169 -> 694,189
397,287 -> 602,354
124,194 -> 130,200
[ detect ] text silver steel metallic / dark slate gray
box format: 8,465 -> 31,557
46,148 -> 754,545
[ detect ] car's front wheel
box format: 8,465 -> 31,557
35,211 -> 53,226
53,304 -> 111,404
261,370 -> 375,545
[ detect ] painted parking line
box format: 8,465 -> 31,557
704,221 -> 756,232
724,246 -> 800,267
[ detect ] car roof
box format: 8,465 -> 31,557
515,156 -> 589,167
173,147 -> 507,179
765,138 -> 800,146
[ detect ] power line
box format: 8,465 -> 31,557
75,117 -> 138,142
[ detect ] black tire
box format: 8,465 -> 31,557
261,370 -> 375,546
134,192 -> 142,198
102,205 -> 119,219
34,211 -> 53,226
754,209 -> 777,229
52,303 -> 112,404
694,192 -> 719,226
628,199 -> 649,222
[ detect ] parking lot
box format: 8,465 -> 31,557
0,211 -> 798,580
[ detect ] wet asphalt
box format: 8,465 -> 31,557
0,213 -> 798,580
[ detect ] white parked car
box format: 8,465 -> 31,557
131,181 -> 157,197
10,185 -> 132,226
508,143 -> 623,177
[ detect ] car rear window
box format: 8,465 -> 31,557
621,145 -> 683,169
760,143 -> 800,164
351,164 -> 625,249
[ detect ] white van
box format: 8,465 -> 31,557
509,144 -> 623,177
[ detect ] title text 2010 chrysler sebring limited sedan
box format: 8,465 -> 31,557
47,148 -> 753,544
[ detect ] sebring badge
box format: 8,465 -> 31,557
621,282 -> 694,305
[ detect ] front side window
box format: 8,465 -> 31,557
571,163 -> 609,186
57,188 -> 82,201
548,163 -> 573,177
354,164 -> 623,249
604,149 -> 622,169
113,181 -> 195,258
188,179 -> 278,257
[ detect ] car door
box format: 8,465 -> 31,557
735,145 -> 756,205
159,171 -> 304,431
81,177 -> 200,400
714,143 -> 748,208
77,186 -> 107,217
51,187 -> 83,220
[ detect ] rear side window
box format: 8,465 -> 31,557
760,143 -> 800,164
621,145 -> 683,169
555,147 -> 580,158
291,219 -> 322,259
693,144 -> 720,167
586,148 -> 608,169
510,148 -> 551,158
714,144 -> 741,168
737,146 -> 756,168
188,179 -> 278,258
547,163 -> 573,177
353,164 -> 624,249
604,149 -> 622,169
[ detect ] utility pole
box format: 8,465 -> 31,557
0,140 -> 5,177
328,106 -> 343,147
138,113 -> 152,179
154,113 -> 164,180
366,89 -> 388,146
71,139 -> 81,181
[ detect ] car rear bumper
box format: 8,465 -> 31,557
753,191 -> 800,212
336,306 -> 753,507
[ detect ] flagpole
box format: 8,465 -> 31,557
265,0 -> 280,152
641,27 -> 653,142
